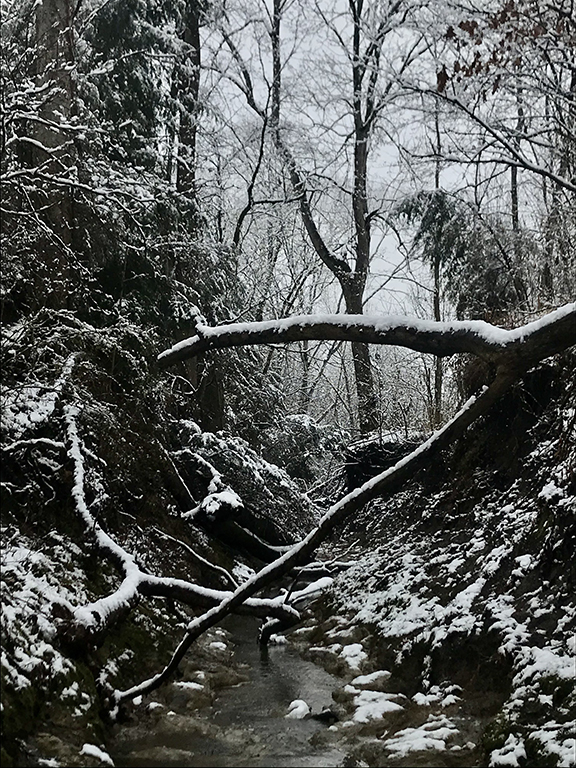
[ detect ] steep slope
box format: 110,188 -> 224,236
296,355 -> 575,767
0,311 -> 315,767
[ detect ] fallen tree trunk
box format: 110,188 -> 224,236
113,305 -> 575,705
158,305 -> 575,372
114,367 -> 518,704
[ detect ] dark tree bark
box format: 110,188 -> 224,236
432,104 -> 444,428
265,0 -> 385,432
172,3 -> 226,431
32,0 -> 77,308
174,1 -> 201,198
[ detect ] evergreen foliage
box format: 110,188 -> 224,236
393,190 -> 532,320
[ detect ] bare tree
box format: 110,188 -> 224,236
208,0 -> 425,433
406,0 -> 576,306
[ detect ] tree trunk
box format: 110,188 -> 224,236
33,0 -> 76,308
34,0 -> 75,175
347,3 -> 379,433
175,1 -> 201,199
432,102 -> 443,427
299,339 -> 311,413
268,0 -> 378,434
195,354 -> 225,433
174,4 -> 225,430
432,253 -> 443,427
341,279 -> 379,433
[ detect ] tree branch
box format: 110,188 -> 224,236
158,305 -> 576,372
412,88 -> 576,195
107,303 -> 575,703
62,405 -> 298,647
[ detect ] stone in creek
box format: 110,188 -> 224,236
285,699 -> 311,719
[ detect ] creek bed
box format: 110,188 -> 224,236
110,616 -> 347,767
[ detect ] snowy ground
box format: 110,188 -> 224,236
290,366 -> 575,767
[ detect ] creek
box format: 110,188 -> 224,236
110,616 -> 347,767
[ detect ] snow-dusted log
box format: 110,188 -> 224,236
138,576 -> 300,622
114,365 -> 523,704
61,405 -> 298,647
112,304 -> 576,704
158,304 -> 576,372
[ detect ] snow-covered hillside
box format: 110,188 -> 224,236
293,356 -> 575,766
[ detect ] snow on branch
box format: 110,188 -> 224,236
115,367 -> 522,703
64,404 -> 142,631
179,451 -> 243,523
62,405 -> 298,642
158,304 -> 576,371
3,353 -> 77,440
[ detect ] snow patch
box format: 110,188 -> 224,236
339,643 -> 367,670
80,744 -> 114,766
232,563 -> 255,583
174,681 -> 204,690
489,734 -> 527,766
351,670 -> 391,686
351,689 -> 404,722
383,714 -> 459,756
285,699 -> 310,719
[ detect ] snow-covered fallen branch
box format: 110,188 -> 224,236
61,405 -> 299,645
110,306 -> 576,704
114,366 -> 521,704
64,404 -> 144,634
158,304 -> 576,371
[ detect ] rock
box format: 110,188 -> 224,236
166,680 -> 212,712
209,667 -> 249,689
350,670 -> 392,693
285,699 -> 311,719
33,734 -> 103,767
311,708 -> 339,725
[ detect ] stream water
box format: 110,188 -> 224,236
111,617 -> 347,768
